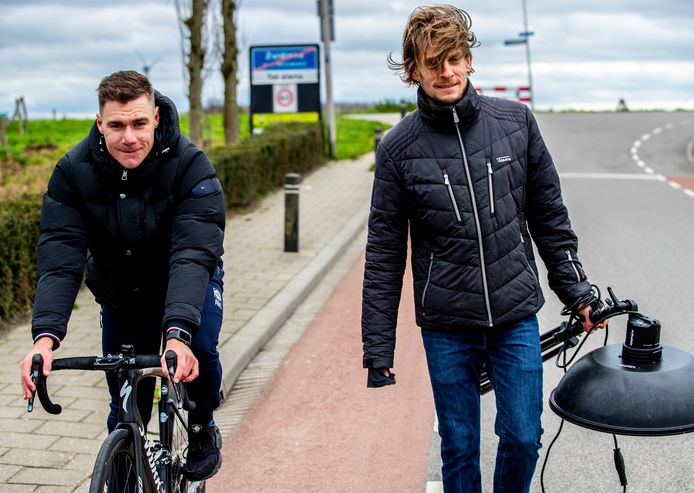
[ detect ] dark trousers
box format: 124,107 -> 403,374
102,269 -> 224,433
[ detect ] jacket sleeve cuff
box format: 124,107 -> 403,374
32,330 -> 62,350
363,356 -> 394,369
166,319 -> 197,338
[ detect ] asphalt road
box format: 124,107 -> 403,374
464,111 -> 694,493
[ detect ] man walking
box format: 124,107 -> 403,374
20,70 -> 225,480
362,5 -> 602,492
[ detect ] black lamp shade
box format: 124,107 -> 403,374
549,344 -> 694,436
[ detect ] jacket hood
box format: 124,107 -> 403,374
417,81 -> 480,132
88,90 -> 181,185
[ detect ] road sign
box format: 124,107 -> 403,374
249,44 -> 321,134
251,46 -> 319,85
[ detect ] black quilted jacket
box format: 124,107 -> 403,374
31,92 -> 225,346
362,84 -> 591,369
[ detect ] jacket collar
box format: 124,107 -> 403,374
417,81 -> 481,132
88,91 -> 181,186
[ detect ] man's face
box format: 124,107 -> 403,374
96,94 -> 159,169
413,47 -> 472,106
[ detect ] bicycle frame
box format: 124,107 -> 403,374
115,364 -> 172,493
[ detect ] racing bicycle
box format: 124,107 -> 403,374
28,345 -> 204,493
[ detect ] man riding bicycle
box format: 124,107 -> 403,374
19,70 -> 225,481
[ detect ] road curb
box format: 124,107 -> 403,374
218,204 -> 369,397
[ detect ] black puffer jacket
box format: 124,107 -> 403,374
362,84 -> 591,368
31,92 -> 225,346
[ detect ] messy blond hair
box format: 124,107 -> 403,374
388,4 -> 479,85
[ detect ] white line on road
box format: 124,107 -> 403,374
629,121 -> 694,200
426,481 -> 444,493
559,173 -> 659,180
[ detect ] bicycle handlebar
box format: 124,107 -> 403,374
28,349 -> 194,415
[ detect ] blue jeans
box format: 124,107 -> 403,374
421,315 -> 543,493
102,267 -> 224,433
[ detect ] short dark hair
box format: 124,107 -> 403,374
388,4 -> 479,85
97,70 -> 154,111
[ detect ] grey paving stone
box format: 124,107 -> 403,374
0,463 -> 22,482
34,421 -> 103,439
48,437 -> 104,457
0,484 -> 36,493
63,453 -> 96,471
0,418 -> 41,434
0,448 -> 71,468
2,432 -> 59,451
7,467 -> 85,486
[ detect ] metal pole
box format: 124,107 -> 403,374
521,0 -> 535,110
320,0 -> 336,158
284,173 -> 301,252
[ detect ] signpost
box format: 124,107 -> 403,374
249,44 -> 321,134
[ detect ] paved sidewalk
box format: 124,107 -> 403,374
0,115 -> 395,491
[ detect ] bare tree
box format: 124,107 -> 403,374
221,0 -> 240,145
175,0 -> 208,147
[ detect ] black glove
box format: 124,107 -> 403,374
367,368 -> 396,388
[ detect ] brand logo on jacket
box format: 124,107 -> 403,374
496,155 -> 512,163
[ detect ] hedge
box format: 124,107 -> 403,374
0,195 -> 42,327
0,122 -> 325,332
210,122 -> 325,208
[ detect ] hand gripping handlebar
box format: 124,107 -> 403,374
479,288 -> 638,395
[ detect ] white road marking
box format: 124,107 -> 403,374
629,122 -> 694,199
426,481 -> 444,493
559,173 -> 659,180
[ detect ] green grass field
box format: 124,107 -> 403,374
0,112 -> 392,200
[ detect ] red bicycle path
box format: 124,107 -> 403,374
207,253 -> 435,493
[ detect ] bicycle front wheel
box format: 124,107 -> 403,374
89,428 -> 139,493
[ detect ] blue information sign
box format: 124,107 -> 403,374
251,45 -> 319,85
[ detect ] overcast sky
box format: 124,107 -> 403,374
1,0 -> 693,118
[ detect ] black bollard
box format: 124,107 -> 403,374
374,127 -> 384,154
284,173 -> 301,252
399,101 -> 407,119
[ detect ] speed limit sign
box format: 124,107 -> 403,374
273,84 -> 298,113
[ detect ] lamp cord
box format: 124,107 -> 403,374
613,434 -> 628,491
541,322 -> 628,491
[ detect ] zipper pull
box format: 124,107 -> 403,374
451,107 -> 459,124
121,169 -> 128,181
444,172 -> 450,185
487,162 -> 493,175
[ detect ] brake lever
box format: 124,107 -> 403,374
27,354 -> 41,412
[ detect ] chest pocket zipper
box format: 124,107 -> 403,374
487,161 -> 495,216
443,171 -> 462,223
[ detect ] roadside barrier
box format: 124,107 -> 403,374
476,86 -> 532,103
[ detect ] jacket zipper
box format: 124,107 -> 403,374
566,250 -> 581,282
486,161 -> 495,216
421,251 -> 434,314
443,171 -> 462,222
452,107 -> 493,327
